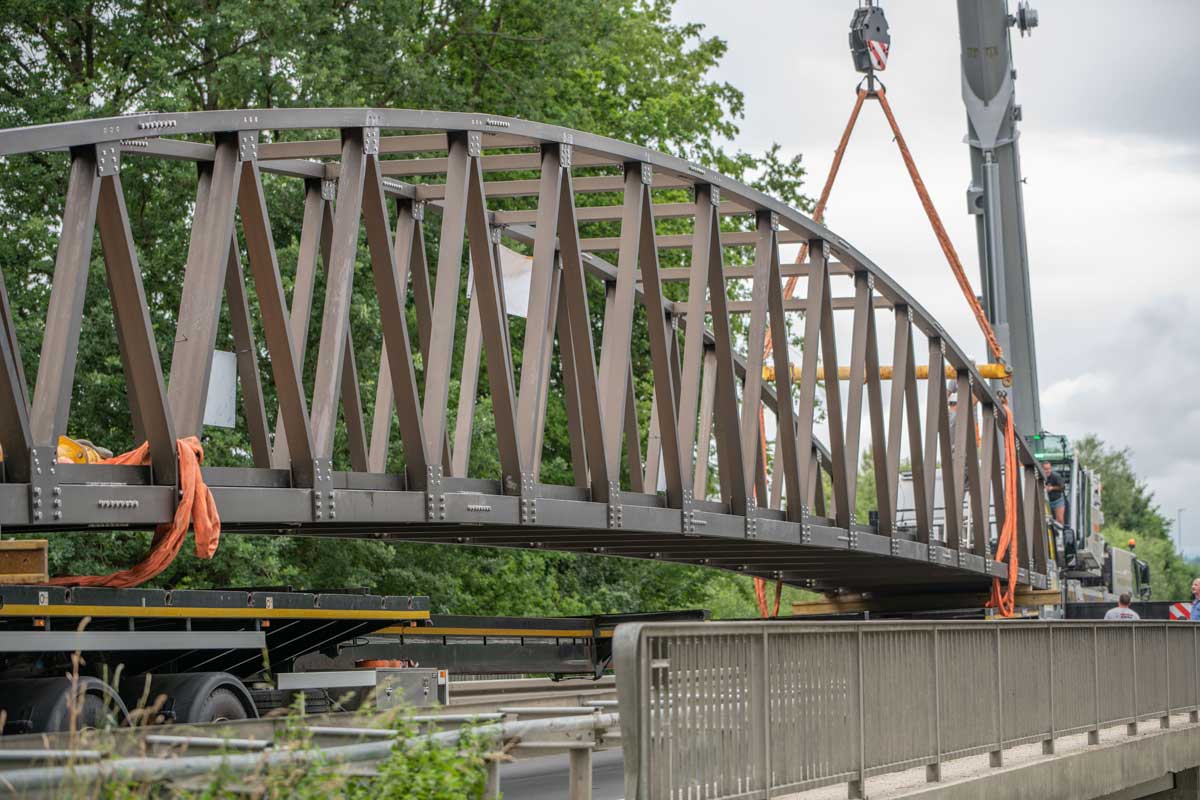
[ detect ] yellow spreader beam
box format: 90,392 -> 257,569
762,363 -> 1010,383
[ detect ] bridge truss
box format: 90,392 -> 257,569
0,110 -> 1050,594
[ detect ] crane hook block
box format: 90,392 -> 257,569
849,3 -> 891,74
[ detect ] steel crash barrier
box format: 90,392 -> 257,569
615,620 -> 1200,799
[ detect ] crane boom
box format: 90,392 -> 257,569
956,0 -> 1042,437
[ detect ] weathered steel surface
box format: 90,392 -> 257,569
0,110 -> 1050,594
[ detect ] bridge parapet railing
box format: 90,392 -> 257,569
614,619 -> 1200,799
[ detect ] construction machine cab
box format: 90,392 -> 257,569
1134,558 -> 1152,600
1032,432 -> 1104,578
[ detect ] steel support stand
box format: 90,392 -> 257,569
568,746 -> 593,800
484,757 -> 501,798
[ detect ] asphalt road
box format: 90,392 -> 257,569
498,747 -> 624,799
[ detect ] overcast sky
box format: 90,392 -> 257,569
672,1 -> 1200,552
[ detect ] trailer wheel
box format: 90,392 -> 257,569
75,692 -> 120,730
122,672 -> 257,724
191,687 -> 249,723
0,677 -> 129,734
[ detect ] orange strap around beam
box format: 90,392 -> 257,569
48,437 -> 221,588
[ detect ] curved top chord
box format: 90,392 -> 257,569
0,109 -> 1051,594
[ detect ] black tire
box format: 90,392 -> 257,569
76,692 -> 123,731
191,687 -> 249,723
120,672 -> 257,724
0,677 -> 129,733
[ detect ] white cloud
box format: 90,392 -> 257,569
1041,371 -> 1118,415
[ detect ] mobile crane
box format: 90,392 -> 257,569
857,0 -> 1150,611
954,0 -> 1150,605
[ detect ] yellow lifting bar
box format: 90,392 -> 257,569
761,362 -> 1011,383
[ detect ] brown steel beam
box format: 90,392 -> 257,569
168,134 -> 241,439
30,148 -> 100,448
96,172 -> 177,484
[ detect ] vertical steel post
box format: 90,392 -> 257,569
849,628 -> 868,796
1043,625 -> 1055,754
484,758 -> 500,798
1129,626 -> 1139,736
1193,626 -> 1199,724
849,627 -> 866,799
639,631 -> 651,800
928,627 -> 942,782
568,747 -> 593,800
1162,626 -> 1171,729
1090,625 -> 1101,745
761,628 -> 771,796
991,626 -> 1003,767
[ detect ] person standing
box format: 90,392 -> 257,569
1042,461 -> 1065,525
1191,578 -> 1200,621
1104,593 -> 1139,620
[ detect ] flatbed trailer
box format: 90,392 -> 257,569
0,582 -> 693,735
339,609 -> 708,678
0,584 -> 432,734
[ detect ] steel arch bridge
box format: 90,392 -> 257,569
0,110 -> 1051,595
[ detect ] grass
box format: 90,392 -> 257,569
28,676 -> 499,799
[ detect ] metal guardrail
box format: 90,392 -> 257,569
0,711 -> 620,796
0,676 -> 618,759
614,620 -> 1200,799
0,676 -> 618,797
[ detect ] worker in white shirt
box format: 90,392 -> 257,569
1103,593 -> 1140,621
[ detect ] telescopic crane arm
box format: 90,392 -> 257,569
957,0 -> 1042,437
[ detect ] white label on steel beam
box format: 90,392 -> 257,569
464,245 -> 533,318
203,350 -> 238,429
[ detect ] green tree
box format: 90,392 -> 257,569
1,0 -> 809,618
1075,435 -> 1188,599
854,448 -> 878,525
1100,526 -> 1190,601
1074,435 -> 1171,540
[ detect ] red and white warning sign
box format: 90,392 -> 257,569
1170,601 -> 1191,620
868,40 -> 889,71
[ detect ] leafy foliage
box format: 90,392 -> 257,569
1074,435 -> 1171,541
98,704 -> 493,799
1076,435 -> 1190,599
1100,526 -> 1190,601
0,0 -> 810,618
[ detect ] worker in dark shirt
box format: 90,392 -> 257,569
1042,461 -> 1065,525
